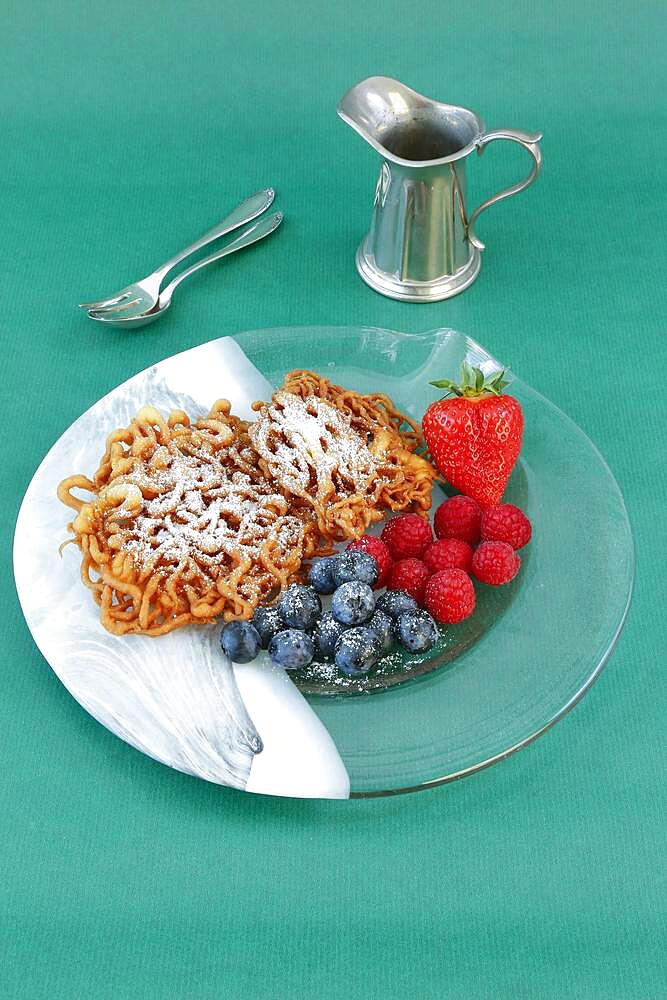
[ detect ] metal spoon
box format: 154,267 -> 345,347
87,210 -> 283,328
79,188 -> 276,318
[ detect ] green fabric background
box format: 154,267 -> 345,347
1,1 -> 664,997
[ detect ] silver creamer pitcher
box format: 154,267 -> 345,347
338,77 -> 542,302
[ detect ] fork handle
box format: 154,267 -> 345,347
154,188 -> 275,279
159,212 -> 284,303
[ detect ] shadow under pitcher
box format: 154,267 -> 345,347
338,76 -> 542,302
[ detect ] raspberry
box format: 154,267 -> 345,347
423,538 -> 473,574
347,535 -> 392,589
434,495 -> 482,544
423,569 -> 475,624
481,503 -> 532,550
381,514 -> 433,560
471,541 -> 521,585
388,558 -> 430,604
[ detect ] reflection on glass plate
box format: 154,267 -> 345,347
13,328 -> 634,798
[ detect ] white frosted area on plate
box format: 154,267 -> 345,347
151,337 -> 272,421
233,660 -> 349,799
13,336 -> 350,799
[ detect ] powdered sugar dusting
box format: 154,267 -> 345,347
111,438 -> 303,578
249,391 -> 380,498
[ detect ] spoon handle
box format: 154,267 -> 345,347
159,212 -> 284,303
154,188 -> 276,279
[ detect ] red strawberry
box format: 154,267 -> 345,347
422,363 -> 524,508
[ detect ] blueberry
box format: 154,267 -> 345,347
366,610 -> 395,655
396,610 -> 439,653
331,581 -> 375,626
251,605 -> 284,648
375,589 -> 419,619
334,627 -> 381,676
311,612 -> 349,660
220,620 -> 262,663
268,629 -> 315,670
332,550 -> 379,588
277,584 -> 322,630
308,556 -> 338,594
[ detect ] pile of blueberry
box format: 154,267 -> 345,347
219,549 -> 440,677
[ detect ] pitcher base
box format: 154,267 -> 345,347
355,242 -> 481,302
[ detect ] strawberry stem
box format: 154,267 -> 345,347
430,361 -> 511,398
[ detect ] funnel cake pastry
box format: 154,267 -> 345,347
58,402 -> 318,636
58,371 -> 437,637
249,370 -> 437,540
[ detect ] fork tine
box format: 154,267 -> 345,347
88,297 -> 144,317
77,291 -> 131,310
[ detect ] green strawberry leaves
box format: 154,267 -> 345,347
430,362 -> 511,399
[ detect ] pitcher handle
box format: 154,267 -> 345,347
467,129 -> 543,251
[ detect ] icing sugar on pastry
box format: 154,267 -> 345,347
248,375 -> 438,541
248,390 -> 380,498
58,372 -> 439,636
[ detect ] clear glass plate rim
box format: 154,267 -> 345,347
13,324 -> 635,799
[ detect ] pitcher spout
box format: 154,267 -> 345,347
337,76 -> 483,166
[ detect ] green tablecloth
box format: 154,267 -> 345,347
2,1 -> 664,997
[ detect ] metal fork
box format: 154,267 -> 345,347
86,210 -> 283,328
78,187 -> 276,320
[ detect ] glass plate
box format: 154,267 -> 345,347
13,327 -> 634,798
234,326 -> 634,794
